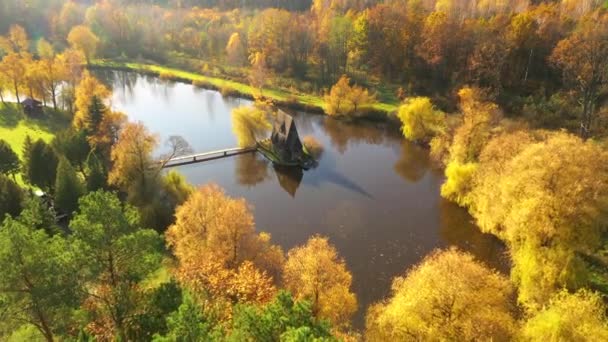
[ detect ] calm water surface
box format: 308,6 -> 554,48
97,71 -> 506,325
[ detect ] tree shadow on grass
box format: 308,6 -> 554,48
27,108 -> 71,133
1,102 -> 70,134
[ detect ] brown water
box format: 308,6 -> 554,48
97,70 -> 506,326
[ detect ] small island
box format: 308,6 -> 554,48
257,110 -> 316,169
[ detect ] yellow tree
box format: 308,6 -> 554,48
550,11 -> 608,138
226,32 -> 246,66
231,104 -> 271,147
484,132 -> 608,308
520,290 -> 608,341
57,48 -> 85,114
249,52 -> 269,94
366,248 -> 516,341
468,130 -> 538,238
0,24 -> 29,55
283,235 -> 357,330
67,25 -> 99,64
440,87 -> 501,206
73,71 -> 110,129
37,38 -> 66,110
166,184 -> 284,278
108,122 -> 159,202
397,97 -> 446,143
324,74 -> 376,116
0,53 -> 26,103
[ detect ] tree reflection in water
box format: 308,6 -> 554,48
393,141 -> 431,183
234,153 -> 271,187
321,118 -> 391,154
273,164 -> 303,197
438,198 -> 508,273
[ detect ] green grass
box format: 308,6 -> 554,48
91,60 -> 399,115
0,103 -> 70,184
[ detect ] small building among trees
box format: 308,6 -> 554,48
271,110 -> 304,163
21,98 -> 43,116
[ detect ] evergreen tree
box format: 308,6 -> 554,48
85,152 -> 107,192
85,95 -> 107,135
21,135 -> 33,178
0,139 -> 20,178
54,157 -> 84,215
229,291 -> 336,341
52,129 -> 91,175
23,139 -> 59,192
0,175 -> 23,219
0,214 -> 84,341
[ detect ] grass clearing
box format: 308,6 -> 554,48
0,103 -> 70,184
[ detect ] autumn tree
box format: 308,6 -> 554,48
37,38 -> 67,110
226,32 -> 246,66
550,10 -> 608,138
67,25 -> 99,64
54,156 -> 85,215
397,97 -> 446,143
283,235 -> 356,330
0,214 -> 83,341
366,248 -> 516,341
73,71 -> 111,130
108,122 -> 159,203
249,52 -> 269,93
439,87 -> 501,206
0,24 -> 29,55
324,75 -> 375,116
166,184 -> 284,278
0,139 -> 20,179
520,290 -> 608,341
231,103 -> 271,147
470,131 -> 608,308
0,52 -> 26,103
69,191 -> 163,340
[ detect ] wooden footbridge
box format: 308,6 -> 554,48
162,147 -> 257,168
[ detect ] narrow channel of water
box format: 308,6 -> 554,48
96,70 -> 507,326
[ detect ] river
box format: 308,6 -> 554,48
96,70 -> 506,326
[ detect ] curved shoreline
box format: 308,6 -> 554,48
88,60 -> 399,122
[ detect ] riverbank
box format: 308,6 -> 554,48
89,60 -> 399,119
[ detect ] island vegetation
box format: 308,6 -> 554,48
0,0 -> 608,341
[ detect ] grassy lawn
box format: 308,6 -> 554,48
91,60 -> 399,114
0,103 -> 70,184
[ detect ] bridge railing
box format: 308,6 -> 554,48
161,147 -> 257,168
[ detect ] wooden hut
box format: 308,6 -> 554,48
270,110 -> 303,163
21,98 -> 43,116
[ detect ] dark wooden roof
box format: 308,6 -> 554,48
21,98 -> 42,106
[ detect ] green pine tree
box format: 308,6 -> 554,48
0,175 -> 24,219
85,152 -> 107,192
54,157 -> 84,215
85,95 -> 107,134
24,139 -> 59,192
0,140 -> 20,179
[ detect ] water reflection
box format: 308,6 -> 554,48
99,70 -> 506,328
235,153 -> 271,187
322,118 -> 392,154
273,165 -> 303,197
394,141 -> 430,183
438,198 -> 508,272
